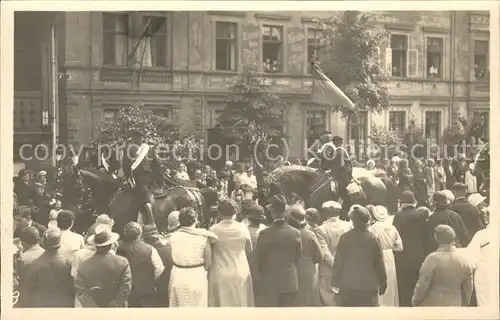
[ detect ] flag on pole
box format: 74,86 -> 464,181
127,16 -> 166,65
311,63 -> 355,112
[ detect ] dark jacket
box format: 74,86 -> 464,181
14,219 -> 47,239
117,240 -> 156,298
75,251 -> 132,307
450,198 -> 484,241
444,161 -> 457,189
14,180 -> 35,206
20,250 -> 75,307
331,146 -> 352,182
122,143 -> 154,180
393,206 -> 429,266
256,220 -> 302,294
426,208 -> 469,252
331,227 -> 387,292
32,193 -> 51,226
392,206 -> 430,306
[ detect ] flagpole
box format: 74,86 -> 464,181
50,23 -> 59,167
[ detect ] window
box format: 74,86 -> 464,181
426,37 -> 443,78
149,105 -> 173,120
14,12 -> 42,91
103,109 -> 119,123
389,111 -> 406,132
425,111 -> 441,146
307,28 -> 323,73
478,111 -> 489,139
348,112 -> 368,159
262,25 -> 283,73
215,22 -> 237,71
390,34 -> 407,77
474,40 -> 489,80
103,13 -> 129,66
306,110 -> 326,148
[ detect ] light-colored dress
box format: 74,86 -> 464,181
467,226 -> 492,306
316,218 -> 352,306
208,220 -> 254,307
168,227 -> 216,307
369,221 -> 402,306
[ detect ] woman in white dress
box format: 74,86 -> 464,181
166,207 -> 218,307
466,207 -> 491,306
208,200 -> 254,307
369,205 -> 403,306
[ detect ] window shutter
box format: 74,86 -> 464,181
385,48 -> 392,76
408,49 -> 418,78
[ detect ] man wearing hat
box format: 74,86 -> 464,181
427,191 -> 469,252
20,229 -> 75,307
116,222 -> 165,307
331,205 -> 387,306
330,136 -> 353,209
392,191 -> 428,307
257,195 -> 302,307
75,227 -> 132,307
122,129 -> 159,225
412,225 -> 473,306
451,182 -> 484,240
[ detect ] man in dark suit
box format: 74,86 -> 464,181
19,229 -> 75,307
427,191 -> 469,251
392,191 -> 429,306
444,157 -> 457,190
451,183 -> 484,241
122,130 -> 158,224
257,195 -> 302,307
14,206 -> 47,239
75,227 -> 132,307
330,136 -> 353,214
331,205 -> 387,306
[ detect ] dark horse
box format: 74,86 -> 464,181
270,165 -> 392,221
79,168 -> 212,235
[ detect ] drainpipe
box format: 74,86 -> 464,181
89,12 -> 94,142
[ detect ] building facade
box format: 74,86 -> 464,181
14,10 -> 490,161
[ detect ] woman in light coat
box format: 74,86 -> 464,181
466,207 -> 492,306
369,205 -> 403,306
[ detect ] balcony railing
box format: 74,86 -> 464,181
100,66 -> 173,84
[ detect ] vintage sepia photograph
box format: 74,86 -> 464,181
2,2 -> 497,317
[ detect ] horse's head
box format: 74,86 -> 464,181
79,168 -> 122,212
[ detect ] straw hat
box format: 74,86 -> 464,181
373,205 -> 389,222
87,228 -> 120,247
468,193 -> 486,207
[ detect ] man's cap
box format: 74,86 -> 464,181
441,190 -> 455,203
322,201 -> 342,210
332,136 -> 344,142
247,204 -> 266,221
142,224 -> 160,239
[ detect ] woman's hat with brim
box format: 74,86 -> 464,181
288,204 -> 307,224
167,210 -> 180,231
442,189 -> 455,203
87,229 -> 120,247
400,190 -> 417,205
433,191 -> 451,206
247,204 -> 266,221
468,193 -> 486,207
373,205 -> 389,222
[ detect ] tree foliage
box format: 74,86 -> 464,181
217,66 -> 289,163
443,110 -> 487,158
316,11 -> 390,116
92,104 -> 202,166
369,124 -> 403,160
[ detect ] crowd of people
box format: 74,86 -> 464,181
12,145 -> 492,308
